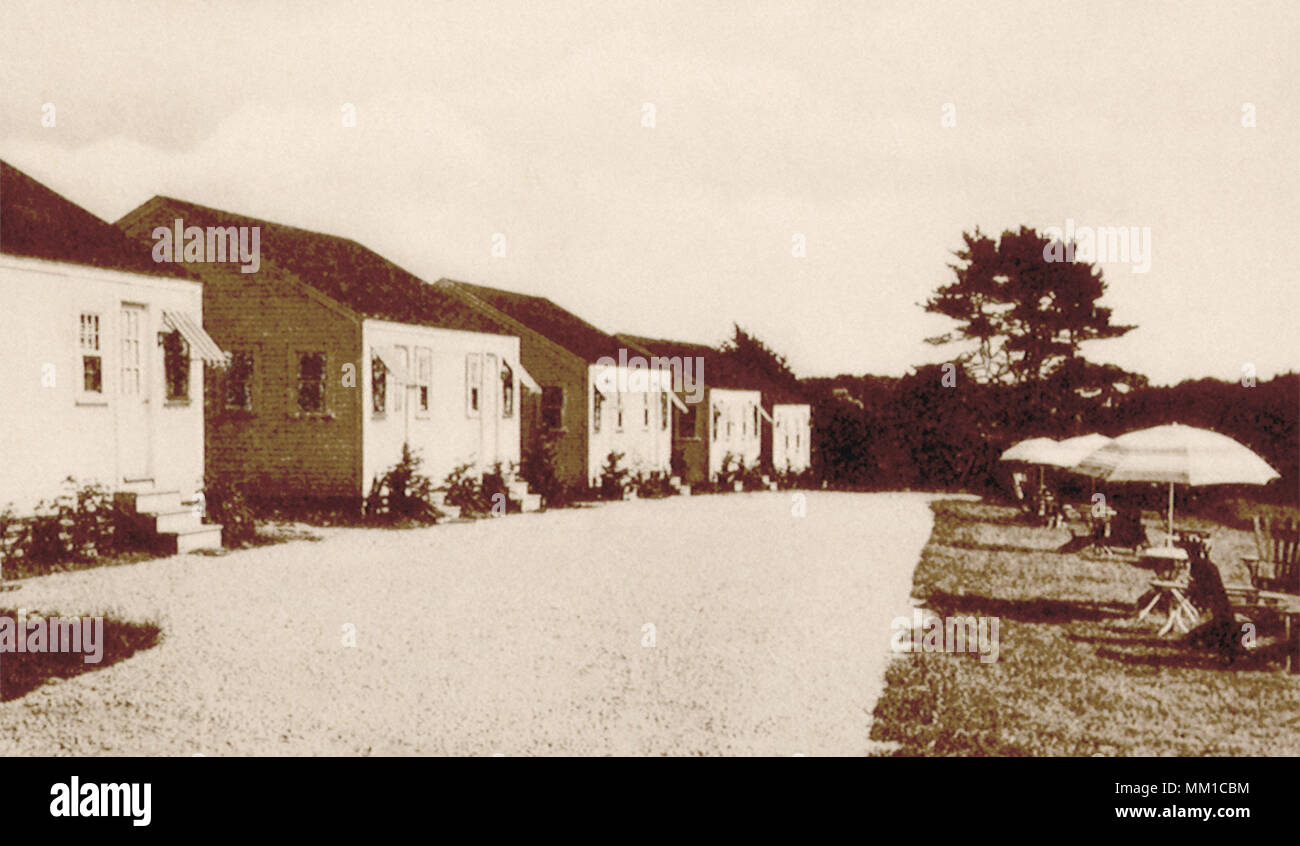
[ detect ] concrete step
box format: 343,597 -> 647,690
430,491 -> 462,519
517,493 -> 543,513
159,524 -> 223,555
151,508 -> 205,534
507,480 -> 531,499
117,489 -> 183,515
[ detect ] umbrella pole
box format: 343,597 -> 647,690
1167,482 -> 1174,546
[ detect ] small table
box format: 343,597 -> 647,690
1137,579 -> 1201,635
1137,545 -> 1189,580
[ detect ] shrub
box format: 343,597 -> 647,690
520,426 -> 560,502
740,463 -> 767,491
598,451 -> 631,500
717,452 -> 744,490
442,461 -> 490,518
7,477 -> 140,570
669,449 -> 688,481
632,471 -> 677,499
0,504 -> 21,573
202,475 -> 260,546
481,462 -> 513,516
367,445 -> 442,524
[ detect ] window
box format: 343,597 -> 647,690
615,391 -> 624,430
642,393 -> 651,429
711,405 -> 721,442
660,392 -> 669,430
393,346 -> 407,412
371,351 -> 387,414
225,350 -> 254,411
726,405 -> 734,438
79,313 -> 102,395
501,361 -> 514,418
678,404 -> 696,438
752,404 -> 759,437
297,352 -> 326,413
466,354 -> 481,416
541,386 -> 563,429
592,390 -> 603,432
416,347 -> 432,414
163,330 -> 190,401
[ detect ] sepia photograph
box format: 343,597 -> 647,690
0,0 -> 1297,825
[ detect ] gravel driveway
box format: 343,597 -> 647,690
0,491 -> 934,756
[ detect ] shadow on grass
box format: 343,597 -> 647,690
943,538 -> 1067,555
0,610 -> 161,702
921,589 -> 1133,624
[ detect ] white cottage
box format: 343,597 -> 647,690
0,161 -> 224,550
115,196 -> 532,509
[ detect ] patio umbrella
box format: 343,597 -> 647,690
999,437 -> 1062,493
1053,433 -> 1113,469
1074,423 -> 1279,542
1054,433 -> 1113,498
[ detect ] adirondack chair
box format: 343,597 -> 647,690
1180,536 -> 1252,664
1243,518 -> 1299,595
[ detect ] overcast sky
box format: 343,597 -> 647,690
3,0 -> 1296,385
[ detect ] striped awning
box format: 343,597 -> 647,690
161,311 -> 229,367
506,357 -> 541,392
371,346 -> 409,382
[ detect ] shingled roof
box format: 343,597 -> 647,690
0,160 -> 193,280
445,280 -> 626,362
115,196 -> 509,335
620,333 -> 809,403
616,334 -> 760,391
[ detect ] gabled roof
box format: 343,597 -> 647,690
616,334 -> 759,391
620,333 -> 810,404
115,196 -> 509,335
444,280 -> 626,362
0,160 -> 193,280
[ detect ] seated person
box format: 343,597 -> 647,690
1107,500 -> 1146,549
1183,537 -> 1248,664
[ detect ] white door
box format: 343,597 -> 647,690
117,304 -> 152,481
481,353 -> 499,470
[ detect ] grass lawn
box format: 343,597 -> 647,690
870,499 -> 1300,756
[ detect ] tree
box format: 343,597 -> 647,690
717,324 -> 801,391
924,227 -> 1135,387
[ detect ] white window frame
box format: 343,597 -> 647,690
393,345 -> 408,413
501,360 -> 514,419
415,347 -> 432,417
77,311 -> 106,404
224,348 -> 256,412
466,353 -> 482,417
370,349 -> 387,416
